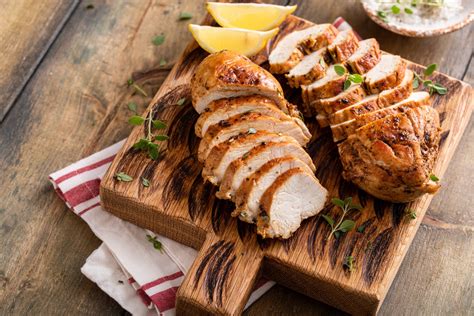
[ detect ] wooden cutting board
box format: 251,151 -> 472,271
99,15 -> 473,315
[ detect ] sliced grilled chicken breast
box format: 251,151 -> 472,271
327,29 -> 359,63
331,92 -> 430,142
256,168 -> 328,239
346,39 -> 381,74
338,106 -> 440,202
285,48 -> 328,88
198,112 -> 311,162
301,64 -> 347,106
313,84 -> 367,126
191,51 -> 286,114
202,132 -> 298,185
217,141 -> 315,200
195,95 -> 302,138
269,24 -> 338,74
234,157 -> 315,223
328,70 -> 414,125
364,55 -> 406,94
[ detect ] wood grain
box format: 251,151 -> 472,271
100,14 -> 473,315
0,1 -> 473,315
0,0 -> 79,121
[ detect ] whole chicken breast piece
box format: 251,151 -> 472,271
191,51 -> 287,114
202,131 -> 298,185
217,141 -> 315,200
364,55 -> 406,94
256,167 -> 328,239
195,95 -> 307,138
197,112 -> 311,162
331,91 -> 430,142
338,105 -> 441,202
346,39 -> 381,74
285,48 -> 328,88
328,70 -> 414,126
269,24 -> 338,74
327,29 -> 359,63
233,157 -> 315,223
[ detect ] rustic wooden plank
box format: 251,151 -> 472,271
1,1 -> 473,315
99,13 -> 473,315
0,1 -> 207,314
0,0 -> 80,121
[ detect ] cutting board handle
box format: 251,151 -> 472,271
176,232 -> 264,315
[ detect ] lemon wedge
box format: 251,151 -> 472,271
189,24 -> 278,57
207,2 -> 297,31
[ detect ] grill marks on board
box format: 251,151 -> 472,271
175,46 -> 208,79
211,198 -> 233,234
439,130 -> 450,149
194,241 -> 236,306
188,175 -> 215,222
363,228 -> 394,285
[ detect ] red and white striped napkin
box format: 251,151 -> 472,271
49,18 -> 354,316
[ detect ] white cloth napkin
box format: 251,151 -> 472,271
49,17 -> 355,316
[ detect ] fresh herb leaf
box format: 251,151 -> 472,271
127,78 -> 134,86
148,143 -> 160,160
343,256 -> 355,272
412,77 -> 419,89
343,79 -> 352,90
133,138 -> 150,150
405,7 -> 414,14
334,64 -> 346,76
348,74 -> 363,84
152,34 -> 165,46
319,58 -> 326,67
176,97 -> 186,106
115,172 -> 133,182
321,214 -> 335,227
323,197 -> 362,241
248,127 -> 257,134
153,120 -> 167,129
127,102 -> 138,113
155,135 -> 169,141
430,174 -> 439,182
424,63 -> 437,76
357,223 -> 366,233
127,78 -> 148,97
391,5 -> 401,14
159,58 -> 167,67
141,177 -> 150,187
129,115 -> 145,125
179,12 -> 193,20
339,220 -> 355,232
405,210 -> 417,220
146,234 -> 163,253
377,10 -> 388,22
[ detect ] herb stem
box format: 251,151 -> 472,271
133,83 -> 148,97
147,109 -> 153,141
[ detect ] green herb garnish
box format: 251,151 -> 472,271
115,172 -> 133,182
152,34 -> 165,46
127,102 -> 138,114
176,97 -> 186,106
391,5 -> 401,14
413,64 -> 447,95
405,7 -> 414,14
146,234 -> 163,253
357,223 -> 367,233
128,115 -> 145,125
179,12 -> 193,20
377,10 -> 388,22
405,210 -> 417,220
429,174 -> 439,182
129,110 -> 168,160
322,197 -> 362,241
159,58 -> 167,67
334,64 -> 346,76
343,255 -> 355,272
127,78 -> 148,97
141,177 -> 150,187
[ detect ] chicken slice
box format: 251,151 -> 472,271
195,95 -> 308,138
256,168 -> 328,239
285,48 -> 328,88
338,106 -> 441,202
202,131 -> 298,185
364,55 -> 406,94
331,92 -> 430,142
191,50 -> 287,114
217,141 -> 315,200
328,70 -> 414,125
233,157 -> 315,223
198,112 -> 311,162
313,84 -> 367,126
269,24 -> 338,74
327,29 -> 359,63
346,39 -> 381,74
301,64 -> 347,107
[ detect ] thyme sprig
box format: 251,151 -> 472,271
129,109 -> 168,160
322,197 -> 362,241
343,255 -> 356,272
146,234 -> 163,253
334,64 -> 364,91
413,63 -> 447,95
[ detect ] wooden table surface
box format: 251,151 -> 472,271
0,1 -> 472,315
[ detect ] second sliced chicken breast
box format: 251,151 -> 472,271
364,55 -> 406,94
